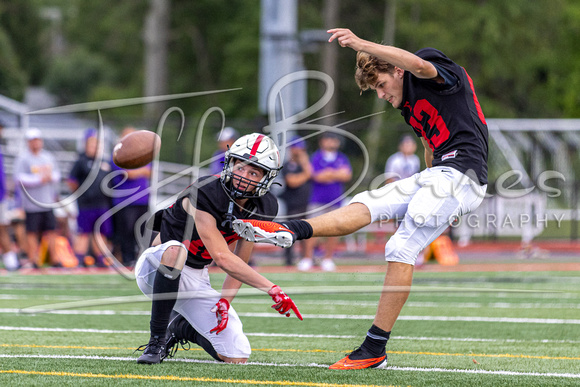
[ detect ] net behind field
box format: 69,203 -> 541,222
475,119 -> 580,241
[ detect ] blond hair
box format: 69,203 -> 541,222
355,51 -> 396,92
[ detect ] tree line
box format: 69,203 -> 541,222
1,0 -> 578,171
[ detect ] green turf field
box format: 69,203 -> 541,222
0,269 -> 579,386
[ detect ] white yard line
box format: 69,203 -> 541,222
0,354 -> 578,379
2,325 -> 580,344
404,301 -> 580,309
0,308 -> 149,316
0,294 -> 87,300
4,294 -> 580,308
0,326 -> 150,334
413,292 -> 579,300
0,326 -> 353,338
235,299 -> 580,309
3,308 -> 580,324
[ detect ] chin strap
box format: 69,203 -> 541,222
221,201 -> 235,229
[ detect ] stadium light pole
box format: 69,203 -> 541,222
259,0 -> 330,117
258,0 -> 304,119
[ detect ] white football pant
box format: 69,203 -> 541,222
135,241 -> 251,359
351,166 -> 487,265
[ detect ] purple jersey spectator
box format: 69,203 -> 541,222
111,162 -> 151,206
309,149 -> 352,206
109,127 -> 152,266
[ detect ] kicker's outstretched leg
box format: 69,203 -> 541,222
233,203 -> 372,248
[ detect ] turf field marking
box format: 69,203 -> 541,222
416,292 -> 579,300
385,350 -> 580,361
3,325 -> 580,344
0,343 -> 130,350
247,333 -> 356,339
7,293 -> 579,308
1,356 -> 580,379
0,369 -> 391,387
394,315 -> 580,324
2,344 -> 579,361
4,289 -> 578,300
387,366 -> 580,378
239,313 -> 580,325
0,326 -> 150,334
0,344 -> 336,354
0,308 -> 149,315
4,308 -> 580,324
6,294 -> 566,306
392,335 -> 580,344
0,326 -> 355,338
0,294 -> 87,300
404,301 -> 580,309
236,299 -> 580,309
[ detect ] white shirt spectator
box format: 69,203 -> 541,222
385,151 -> 420,181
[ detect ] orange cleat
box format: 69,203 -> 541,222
329,347 -> 387,370
232,219 -> 295,248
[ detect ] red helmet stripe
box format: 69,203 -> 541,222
250,134 -> 265,156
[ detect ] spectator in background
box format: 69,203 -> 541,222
111,127 -> 152,267
279,135 -> 312,266
0,119 -> 19,271
210,127 -> 238,175
14,128 -> 61,267
10,188 -> 29,263
385,135 -> 420,183
297,132 -> 352,272
68,128 -> 113,267
384,134 -> 425,266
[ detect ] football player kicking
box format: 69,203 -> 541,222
135,133 -> 302,364
233,28 -> 489,370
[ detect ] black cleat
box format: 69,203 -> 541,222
135,335 -> 167,364
164,312 -> 190,358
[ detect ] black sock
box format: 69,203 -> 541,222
361,324 -> 390,356
149,265 -> 181,338
280,219 -> 313,240
174,314 -> 221,361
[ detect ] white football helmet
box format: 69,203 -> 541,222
220,133 -> 281,198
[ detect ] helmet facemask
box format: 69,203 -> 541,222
220,133 -> 281,199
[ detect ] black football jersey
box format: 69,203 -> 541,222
399,48 -> 488,185
158,175 -> 278,269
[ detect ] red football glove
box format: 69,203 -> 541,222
210,298 -> 230,334
268,285 -> 303,320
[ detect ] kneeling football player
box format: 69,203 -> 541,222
135,133 -> 302,364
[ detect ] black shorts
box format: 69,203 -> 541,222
25,211 -> 56,233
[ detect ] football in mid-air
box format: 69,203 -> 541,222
113,130 -> 161,169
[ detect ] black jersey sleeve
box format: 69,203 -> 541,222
415,48 -> 461,91
432,63 -> 457,87
185,175 -> 224,220
416,48 -> 456,71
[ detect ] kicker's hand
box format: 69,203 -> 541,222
210,298 -> 230,334
327,28 -> 364,51
268,285 -> 303,320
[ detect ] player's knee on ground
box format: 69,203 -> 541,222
198,330 -> 250,363
219,355 -> 248,363
211,328 -> 252,361
172,308 -> 252,361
